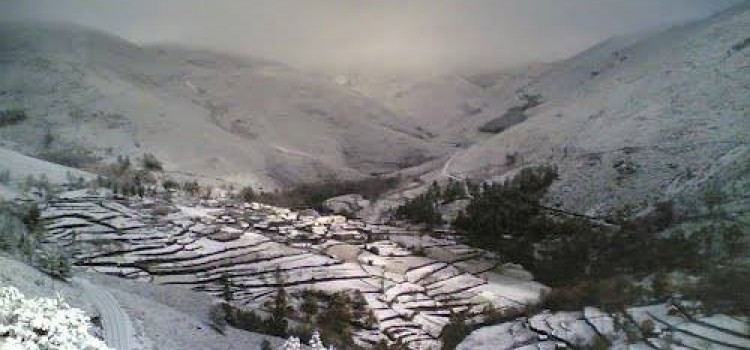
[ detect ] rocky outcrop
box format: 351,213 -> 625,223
322,194 -> 371,217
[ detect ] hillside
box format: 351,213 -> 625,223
0,22 -> 450,189
444,3 -> 750,218
0,255 -> 284,349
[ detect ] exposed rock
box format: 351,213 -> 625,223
438,199 -> 471,223
298,208 -> 320,218
322,194 -> 371,216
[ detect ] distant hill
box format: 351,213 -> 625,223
445,3 -> 750,217
0,22 -> 452,189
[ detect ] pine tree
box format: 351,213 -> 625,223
266,268 -> 289,337
221,273 -> 234,302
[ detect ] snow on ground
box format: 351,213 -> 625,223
459,303 -> 750,350
33,193 -> 547,349
0,255 -> 284,350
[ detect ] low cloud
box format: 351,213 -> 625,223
0,0 -> 740,72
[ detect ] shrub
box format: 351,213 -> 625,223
238,186 -> 256,203
640,319 -> 655,335
142,153 -> 163,171
0,205 -> 27,252
151,206 -> 171,216
542,276 -> 641,312
0,108 -> 27,127
301,291 -> 319,319
224,305 -> 265,333
316,293 -> 354,349
162,179 -> 179,190
0,169 -> 10,184
40,249 -> 72,279
440,312 -> 471,350
38,145 -> 99,168
182,181 -> 201,195
682,267 -> 750,315
209,303 -> 228,334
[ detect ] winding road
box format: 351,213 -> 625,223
74,277 -> 135,350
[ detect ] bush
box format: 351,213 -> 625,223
440,312 -> 471,350
0,108 -> 27,127
682,267 -> 750,315
40,250 -> 72,279
182,181 -> 201,195
316,293 -> 355,349
38,145 -> 99,168
162,179 -> 179,190
238,186 -> 256,203
0,205 -> 27,252
209,303 -> 228,334
640,319 -> 655,335
542,276 -> 641,312
142,153 -> 163,171
0,169 -> 10,184
224,304 -> 265,333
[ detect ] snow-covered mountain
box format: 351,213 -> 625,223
2,2 -> 748,218
0,22 -> 454,189
445,3 -> 750,217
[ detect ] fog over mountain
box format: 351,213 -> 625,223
0,0 -> 749,349
1,0 -> 741,72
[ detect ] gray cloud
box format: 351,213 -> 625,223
0,0 -> 741,72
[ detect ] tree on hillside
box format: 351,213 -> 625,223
266,268 -> 289,337
220,273 -> 234,302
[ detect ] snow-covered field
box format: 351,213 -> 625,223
459,304 -> 750,349
33,190 -> 546,349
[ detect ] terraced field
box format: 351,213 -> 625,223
459,304 -> 750,349
35,189 -> 545,349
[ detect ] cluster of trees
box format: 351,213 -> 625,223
295,289 -> 376,348
95,154 -> 165,197
237,176 -> 400,211
394,179 -> 470,226
0,202 -> 72,279
212,270 -> 290,337
454,165 -> 558,265
213,270 -> 374,348
450,164 -> 747,314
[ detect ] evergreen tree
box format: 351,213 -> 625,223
266,268 -> 289,337
220,273 -> 234,302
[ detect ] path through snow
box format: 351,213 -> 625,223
75,277 -> 136,350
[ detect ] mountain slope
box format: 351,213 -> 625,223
447,3 -> 750,217
0,22 -> 444,189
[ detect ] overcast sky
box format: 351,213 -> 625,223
1,0 -> 741,72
